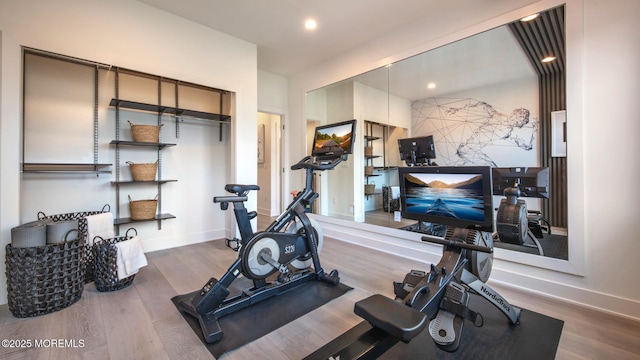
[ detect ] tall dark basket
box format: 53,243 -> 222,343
37,204 -> 111,283
5,232 -> 84,318
92,228 -> 138,292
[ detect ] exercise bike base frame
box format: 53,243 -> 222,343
177,267 -> 320,343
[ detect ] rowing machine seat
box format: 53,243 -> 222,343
354,294 -> 428,342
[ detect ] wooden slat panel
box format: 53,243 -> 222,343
510,6 -> 567,228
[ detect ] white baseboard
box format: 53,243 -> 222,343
141,229 -> 226,253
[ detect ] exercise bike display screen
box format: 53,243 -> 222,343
398,135 -> 436,166
311,119 -> 356,159
492,166 -> 549,198
399,166 -> 494,232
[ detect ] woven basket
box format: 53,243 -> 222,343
129,120 -> 163,143
93,228 -> 137,292
364,165 -> 374,176
126,161 -> 157,181
5,235 -> 84,318
364,146 -> 373,157
37,204 -> 111,283
365,184 -> 376,195
129,195 -> 158,220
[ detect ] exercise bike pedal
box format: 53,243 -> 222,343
428,281 -> 468,352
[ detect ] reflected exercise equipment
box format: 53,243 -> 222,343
494,167 -> 550,255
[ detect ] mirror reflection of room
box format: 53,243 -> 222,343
306,5 -> 567,260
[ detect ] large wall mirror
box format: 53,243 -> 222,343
306,5 -> 569,263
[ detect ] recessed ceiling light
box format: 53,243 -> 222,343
427,82 -> 436,89
541,56 -> 556,63
521,13 -> 539,22
305,19 -> 317,30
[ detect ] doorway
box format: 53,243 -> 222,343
257,112 -> 283,218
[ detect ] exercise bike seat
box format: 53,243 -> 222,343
354,294 -> 428,343
225,184 -> 260,195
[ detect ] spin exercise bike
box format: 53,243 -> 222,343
177,120 -> 357,344
305,166 -> 521,360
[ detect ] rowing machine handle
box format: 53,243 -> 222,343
422,236 -> 493,253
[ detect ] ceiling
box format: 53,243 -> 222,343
135,1 -> 564,102
136,0 -> 536,78
347,25 -> 535,101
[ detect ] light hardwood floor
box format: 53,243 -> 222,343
1,237 -> 639,359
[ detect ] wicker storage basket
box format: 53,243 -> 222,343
364,165 -> 374,176
37,204 -> 111,283
5,232 -> 84,318
93,228 -> 138,292
365,184 -> 376,195
364,146 -> 373,157
126,161 -> 157,181
129,195 -> 158,220
128,121 -> 163,143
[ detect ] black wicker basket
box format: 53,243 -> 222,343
5,233 -> 84,318
37,204 -> 111,283
92,228 -> 138,292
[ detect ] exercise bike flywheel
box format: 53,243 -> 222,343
286,217 -> 324,270
243,236 -> 280,279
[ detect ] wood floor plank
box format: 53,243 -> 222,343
152,312 -> 214,360
131,262 -> 180,323
47,286 -> 108,360
97,286 -> 170,360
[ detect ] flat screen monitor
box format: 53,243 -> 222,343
311,119 -> 356,159
398,135 -> 436,166
492,167 -> 549,198
399,166 -> 494,232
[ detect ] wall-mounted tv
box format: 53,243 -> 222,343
311,119 -> 356,160
492,167 -> 549,198
398,135 -> 436,166
399,166 -> 494,232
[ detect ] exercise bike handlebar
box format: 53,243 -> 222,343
291,155 -> 344,171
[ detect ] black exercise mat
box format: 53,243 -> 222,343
380,292 -> 564,359
172,280 -> 352,358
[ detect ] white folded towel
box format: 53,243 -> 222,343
85,213 -> 115,245
115,236 -> 147,280
391,186 -> 401,199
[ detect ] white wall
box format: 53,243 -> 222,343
289,0 -> 640,321
0,30 -> 22,310
0,0 -> 257,305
